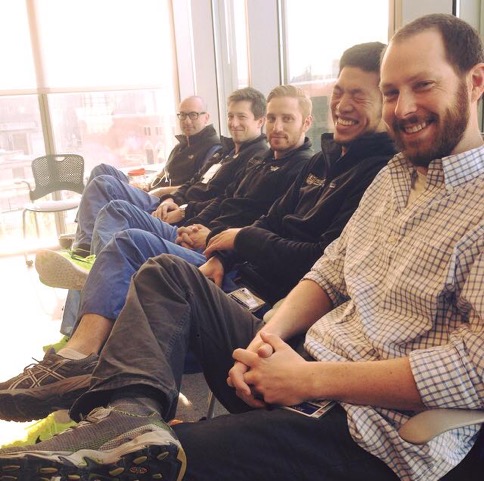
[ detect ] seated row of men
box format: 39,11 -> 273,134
0,13 -> 482,481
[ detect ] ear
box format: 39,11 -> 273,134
303,114 -> 313,132
469,63 -> 484,103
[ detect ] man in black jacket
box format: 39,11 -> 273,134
67,95 -> 222,257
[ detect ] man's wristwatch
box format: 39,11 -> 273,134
179,203 -> 188,218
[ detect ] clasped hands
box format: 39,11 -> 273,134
175,224 -> 211,250
227,331 -> 308,409
151,199 -> 183,223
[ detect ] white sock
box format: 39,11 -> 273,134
57,347 -> 88,360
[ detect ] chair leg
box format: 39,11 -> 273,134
34,212 -> 40,238
206,391 -> 216,419
22,210 -> 33,267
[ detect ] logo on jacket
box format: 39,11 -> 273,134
305,173 -> 325,186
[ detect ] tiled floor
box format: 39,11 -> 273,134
0,252 -> 225,446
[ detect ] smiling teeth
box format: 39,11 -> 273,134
404,122 -> 427,133
338,118 -> 356,126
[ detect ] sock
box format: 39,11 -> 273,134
57,347 -> 88,360
110,387 -> 163,416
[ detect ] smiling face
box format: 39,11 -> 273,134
380,30 -> 471,167
330,66 -> 384,146
265,96 -> 312,159
227,100 -> 265,147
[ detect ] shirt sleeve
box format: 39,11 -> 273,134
303,222 -> 351,307
410,247 -> 484,410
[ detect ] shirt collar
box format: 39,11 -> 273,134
389,144 -> 484,192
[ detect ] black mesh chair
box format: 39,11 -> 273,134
18,154 -> 85,266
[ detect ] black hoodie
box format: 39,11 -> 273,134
218,131 -> 398,303
189,137 -> 314,235
160,134 -> 268,221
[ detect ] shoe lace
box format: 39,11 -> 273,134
22,355 -> 55,376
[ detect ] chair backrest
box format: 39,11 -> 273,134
29,154 -> 85,201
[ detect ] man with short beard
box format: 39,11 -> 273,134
0,14 -> 483,481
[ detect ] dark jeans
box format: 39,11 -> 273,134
70,254 -> 262,420
68,255 -> 474,481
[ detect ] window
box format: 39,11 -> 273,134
0,0 -> 178,253
212,0 -> 250,133
281,0 -> 390,148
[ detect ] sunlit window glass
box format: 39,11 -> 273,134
0,1 -> 36,91
282,0 -> 389,148
0,0 -> 178,253
232,0 -> 249,88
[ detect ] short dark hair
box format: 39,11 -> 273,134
339,42 -> 386,75
227,87 -> 267,120
392,13 -> 484,74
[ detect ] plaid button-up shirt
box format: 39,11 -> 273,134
304,146 -> 484,481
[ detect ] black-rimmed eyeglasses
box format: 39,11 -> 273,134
177,111 -> 206,120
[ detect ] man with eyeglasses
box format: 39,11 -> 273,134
61,95 -> 221,258
161,96 -> 221,188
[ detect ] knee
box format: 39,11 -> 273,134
99,199 -> 133,218
114,228 -> 161,252
153,254 -> 200,274
90,163 -> 113,176
89,175 -> 118,193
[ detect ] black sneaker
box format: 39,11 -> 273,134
0,349 -> 98,422
0,405 -> 186,481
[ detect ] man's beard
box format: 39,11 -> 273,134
392,80 -> 469,168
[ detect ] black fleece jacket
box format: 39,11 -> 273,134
160,124 -> 222,186
159,134 -> 268,221
219,131 -> 397,303
189,138 -> 314,236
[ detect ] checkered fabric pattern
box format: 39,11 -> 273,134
304,146 -> 484,481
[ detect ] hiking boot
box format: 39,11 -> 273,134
0,405 -> 186,481
0,349 -> 98,422
35,249 -> 95,290
0,410 -> 76,448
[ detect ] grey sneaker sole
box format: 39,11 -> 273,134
0,374 -> 91,422
0,429 -> 187,481
35,250 -> 89,290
